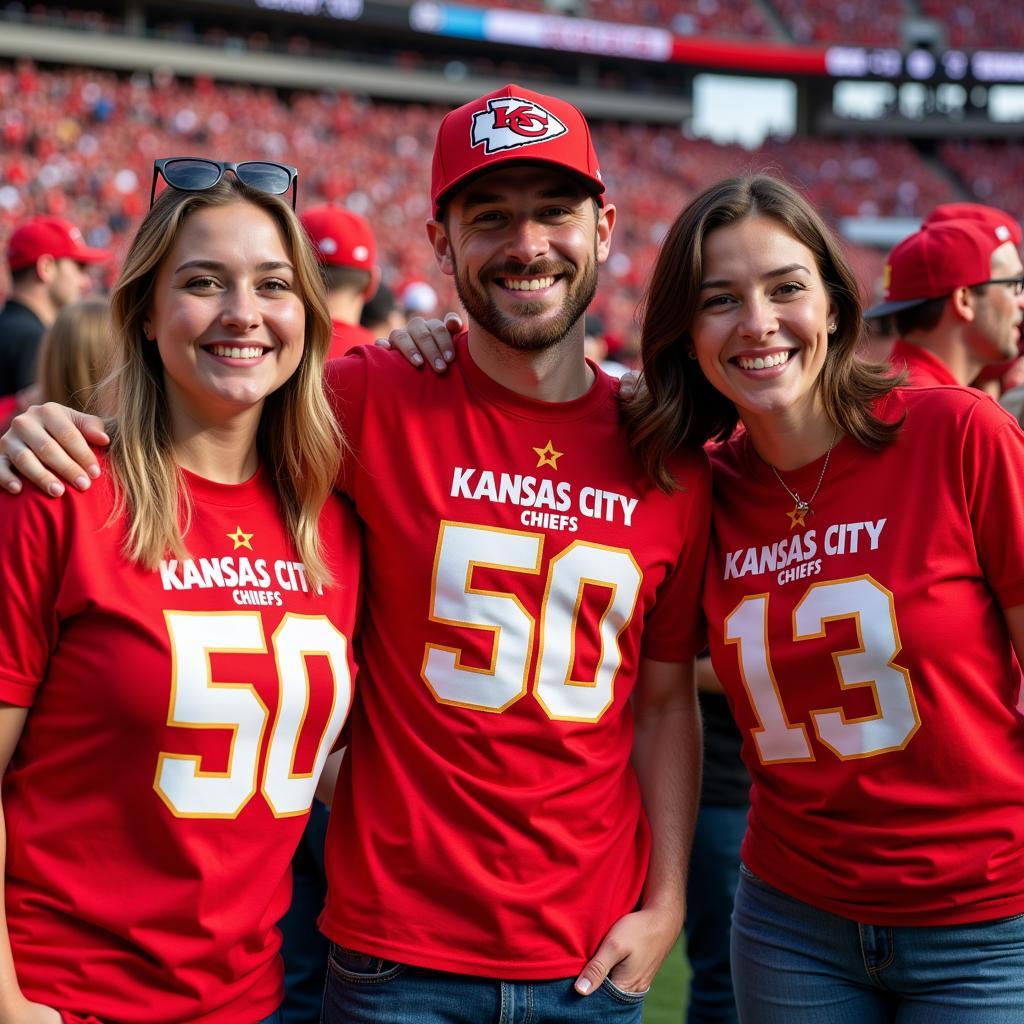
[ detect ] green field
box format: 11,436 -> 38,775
643,939 -> 689,1024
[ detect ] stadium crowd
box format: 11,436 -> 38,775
5,60 -> 1019,346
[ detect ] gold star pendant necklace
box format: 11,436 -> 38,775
769,426 -> 839,530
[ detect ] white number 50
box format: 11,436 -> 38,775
422,522 -> 643,723
155,611 -> 352,819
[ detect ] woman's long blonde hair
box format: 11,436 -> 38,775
107,176 -> 343,588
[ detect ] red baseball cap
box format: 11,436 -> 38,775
300,205 -> 376,271
431,84 -> 605,219
864,218 -> 1013,320
925,202 -> 1022,246
7,216 -> 110,272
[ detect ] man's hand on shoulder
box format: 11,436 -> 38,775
0,403 -> 108,496
375,312 -> 463,372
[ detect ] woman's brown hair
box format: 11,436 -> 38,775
625,174 -> 901,491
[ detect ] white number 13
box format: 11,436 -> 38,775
725,575 -> 920,763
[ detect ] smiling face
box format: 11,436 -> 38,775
428,165 -> 614,352
691,214 -> 836,437
144,201 -> 305,430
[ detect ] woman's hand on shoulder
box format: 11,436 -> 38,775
0,403 -> 108,496
376,312 -> 463,373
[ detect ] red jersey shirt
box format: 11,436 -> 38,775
704,386 -> 1024,925
320,336 -> 711,977
0,463 -> 361,1023
327,319 -> 375,361
890,339 -> 958,387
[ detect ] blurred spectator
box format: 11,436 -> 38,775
583,312 -> 629,377
865,217 -> 1024,387
36,296 -> 113,413
360,282 -> 404,338
301,204 -> 379,359
400,279 -> 439,319
0,215 -> 109,396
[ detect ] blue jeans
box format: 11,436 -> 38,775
731,863 -> 1024,1023
321,945 -> 646,1023
279,800 -> 330,1024
684,804 -> 747,1024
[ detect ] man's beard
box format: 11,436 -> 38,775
451,251 -> 598,352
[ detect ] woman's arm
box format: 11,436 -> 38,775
0,705 -> 59,1024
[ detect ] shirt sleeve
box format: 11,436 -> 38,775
0,488 -> 72,705
640,450 -> 712,662
962,395 -> 1024,609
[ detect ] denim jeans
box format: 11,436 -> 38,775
279,800 -> 330,1024
321,945 -> 646,1023
684,803 -> 747,1024
731,863 -> 1024,1023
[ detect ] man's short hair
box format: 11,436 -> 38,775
322,264 -> 372,297
893,296 -> 947,337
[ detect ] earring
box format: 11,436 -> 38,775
827,322 -> 838,335
687,350 -> 698,360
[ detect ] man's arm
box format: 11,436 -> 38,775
0,328 -> 456,497
575,656 -> 701,996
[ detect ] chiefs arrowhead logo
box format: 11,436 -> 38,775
471,96 -> 568,154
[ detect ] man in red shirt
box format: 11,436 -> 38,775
300,205 -> 380,360
0,86 -> 710,1024
866,210 -> 1024,387
0,216 -> 109,398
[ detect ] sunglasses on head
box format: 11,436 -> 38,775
150,158 -> 299,208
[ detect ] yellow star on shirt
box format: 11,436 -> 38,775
786,505 -> 808,530
533,440 -> 564,470
227,525 -> 254,551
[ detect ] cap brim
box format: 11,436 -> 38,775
72,247 -> 112,264
863,297 -> 930,320
434,157 -> 604,218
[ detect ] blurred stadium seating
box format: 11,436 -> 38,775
3,59 -> 997,340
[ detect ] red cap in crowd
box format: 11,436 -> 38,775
925,202 -> 1022,247
7,216 -> 110,272
300,205 -> 376,271
864,218 -> 1013,320
431,84 -> 605,219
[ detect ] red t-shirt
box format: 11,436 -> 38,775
704,386 -> 1024,925
327,319 -> 375,361
320,336 -> 711,977
890,339 -> 958,387
0,462 -> 361,1023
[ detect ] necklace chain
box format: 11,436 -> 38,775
769,426 -> 839,526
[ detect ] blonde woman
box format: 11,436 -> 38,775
0,163 -> 360,1024
35,297 -> 113,415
